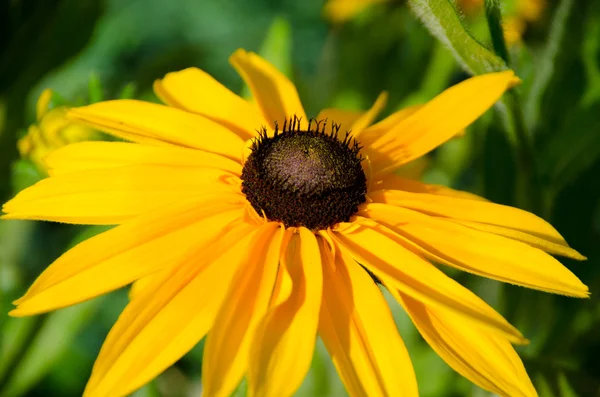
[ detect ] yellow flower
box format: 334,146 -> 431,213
18,89 -> 100,174
323,0 -> 388,23
3,50 -> 587,397
455,0 -> 546,44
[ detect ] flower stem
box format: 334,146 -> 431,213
484,0 -> 541,213
484,0 -> 511,65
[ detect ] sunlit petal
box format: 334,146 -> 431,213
2,164 -> 239,224
317,92 -> 387,138
154,67 -> 266,140
230,49 -> 307,130
67,100 -> 245,161
367,71 -> 519,172
10,198 -> 245,316
45,142 -> 242,176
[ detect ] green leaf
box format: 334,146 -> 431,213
0,299 -> 102,397
399,40 -> 457,108
558,373 -> 579,397
523,0 -> 574,132
11,159 -> 44,193
406,0 -> 507,75
118,82 -> 137,100
87,73 -> 104,104
484,0 -> 510,65
539,101 -> 600,192
581,2 -> 600,106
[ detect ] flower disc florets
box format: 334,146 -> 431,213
241,117 -> 367,230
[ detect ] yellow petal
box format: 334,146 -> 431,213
230,49 -> 307,130
318,237 -> 418,396
358,104 -> 422,147
394,156 -> 430,181
36,88 -> 54,120
128,270 -> 166,301
369,189 -> 569,246
248,228 -> 322,397
393,293 -> 538,397
317,92 -> 387,138
361,204 -> 588,297
371,174 -> 488,201
315,108 -> 363,134
202,222 -> 283,397
2,164 -> 239,224
368,71 -> 518,171
154,67 -> 266,140
45,142 -> 242,177
67,100 -> 244,161
452,220 -> 586,260
84,221 -> 257,397
10,198 -> 245,316
333,223 -> 526,343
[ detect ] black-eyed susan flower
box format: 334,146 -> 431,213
2,49 -> 587,397
18,89 -> 101,174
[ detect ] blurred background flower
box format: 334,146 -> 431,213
17,89 -> 103,175
1,0 -> 599,396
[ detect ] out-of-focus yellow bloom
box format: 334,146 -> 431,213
18,89 -> 100,174
324,0 -> 546,45
323,0 -> 388,23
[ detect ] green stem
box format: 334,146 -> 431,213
507,90 -> 541,213
484,0 -> 542,213
484,0 -> 511,65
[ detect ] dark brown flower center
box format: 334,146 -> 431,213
241,118 -> 367,230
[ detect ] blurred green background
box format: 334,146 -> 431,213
1,0 -> 599,396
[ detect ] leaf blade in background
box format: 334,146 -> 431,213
0,299 -> 102,397
523,0 -> 574,133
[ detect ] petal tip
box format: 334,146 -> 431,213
229,48 -> 249,64
508,75 -> 522,88
8,308 -> 25,317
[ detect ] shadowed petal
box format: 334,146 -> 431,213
202,223 -> 284,397
319,237 -> 418,397
392,293 -> 538,397
371,173 -> 488,201
83,221 -> 257,397
360,203 -> 588,296
248,228 -> 322,397
369,189 -> 569,246
333,222 -> 526,343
